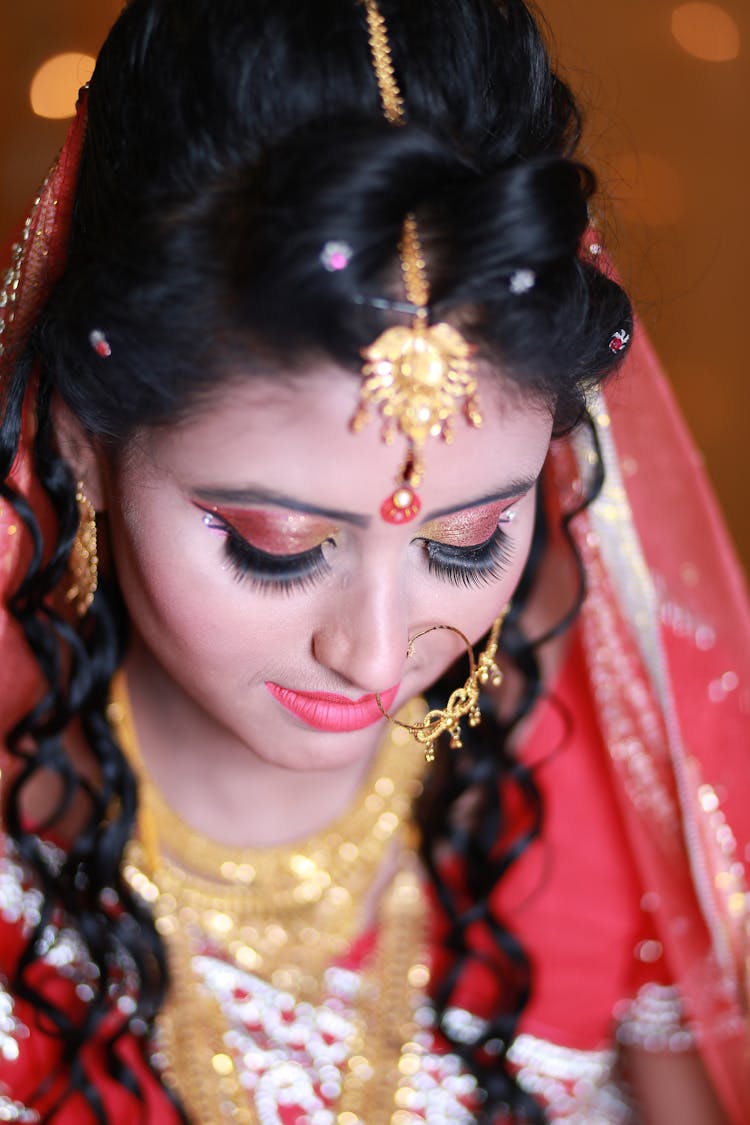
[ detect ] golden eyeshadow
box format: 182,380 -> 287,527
208,506 -> 338,554
419,501 -> 508,547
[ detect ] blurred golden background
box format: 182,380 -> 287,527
1,1 -> 747,570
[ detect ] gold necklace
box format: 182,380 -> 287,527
111,679 -> 427,1000
147,862 -> 429,1125
110,677 -> 438,1124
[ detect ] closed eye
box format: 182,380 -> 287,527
199,506 -> 334,594
422,525 -> 513,588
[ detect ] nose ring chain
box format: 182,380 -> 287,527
375,610 -> 507,762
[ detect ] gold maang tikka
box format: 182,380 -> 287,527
351,0 -> 483,525
66,481 -> 98,616
376,611 -> 507,762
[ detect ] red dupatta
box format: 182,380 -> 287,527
550,311 -> 750,1120
0,93 -> 88,740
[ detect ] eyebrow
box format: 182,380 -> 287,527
191,472 -> 539,527
422,475 -> 539,520
191,487 -> 371,527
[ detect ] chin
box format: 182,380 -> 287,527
251,719 -> 389,774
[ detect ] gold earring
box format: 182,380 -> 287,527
375,611 -> 506,762
66,482 -> 98,616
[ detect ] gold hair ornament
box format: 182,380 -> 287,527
353,1 -> 483,525
375,611 -> 506,761
66,482 -> 98,616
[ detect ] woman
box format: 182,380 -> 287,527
0,1 -> 748,1122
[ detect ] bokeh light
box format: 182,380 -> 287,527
30,53 -> 96,120
671,3 -> 740,62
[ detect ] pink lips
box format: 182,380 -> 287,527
265,681 -> 400,732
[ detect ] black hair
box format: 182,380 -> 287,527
0,0 -> 631,1120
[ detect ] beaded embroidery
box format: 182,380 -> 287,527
508,1034 -> 636,1124
149,949 -> 478,1124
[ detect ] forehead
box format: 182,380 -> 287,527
131,364 -> 554,509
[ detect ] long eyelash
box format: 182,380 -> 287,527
424,526 -> 514,588
200,507 -> 333,593
223,532 -> 332,593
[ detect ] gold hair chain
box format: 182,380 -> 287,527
362,0 -> 405,126
399,213 -> 429,310
353,0 -> 483,526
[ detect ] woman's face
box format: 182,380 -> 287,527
102,364 -> 553,772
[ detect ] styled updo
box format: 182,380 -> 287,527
38,0 -> 630,443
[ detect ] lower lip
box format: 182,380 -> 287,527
265,682 -> 400,732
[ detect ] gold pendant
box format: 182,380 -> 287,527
353,317 -> 482,454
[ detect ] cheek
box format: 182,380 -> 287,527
109,506 -> 203,633
106,503 -> 277,678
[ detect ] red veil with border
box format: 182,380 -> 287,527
1,100 -> 749,1122
547,317 -> 750,1118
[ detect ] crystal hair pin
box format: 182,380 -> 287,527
609,328 -> 631,354
320,240 -> 353,272
509,269 -> 536,295
89,330 -> 112,358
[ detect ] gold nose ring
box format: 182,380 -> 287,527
375,612 -> 506,762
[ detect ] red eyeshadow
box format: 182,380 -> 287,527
419,500 -> 512,547
206,505 -> 338,555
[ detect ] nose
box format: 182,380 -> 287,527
312,573 -> 408,695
